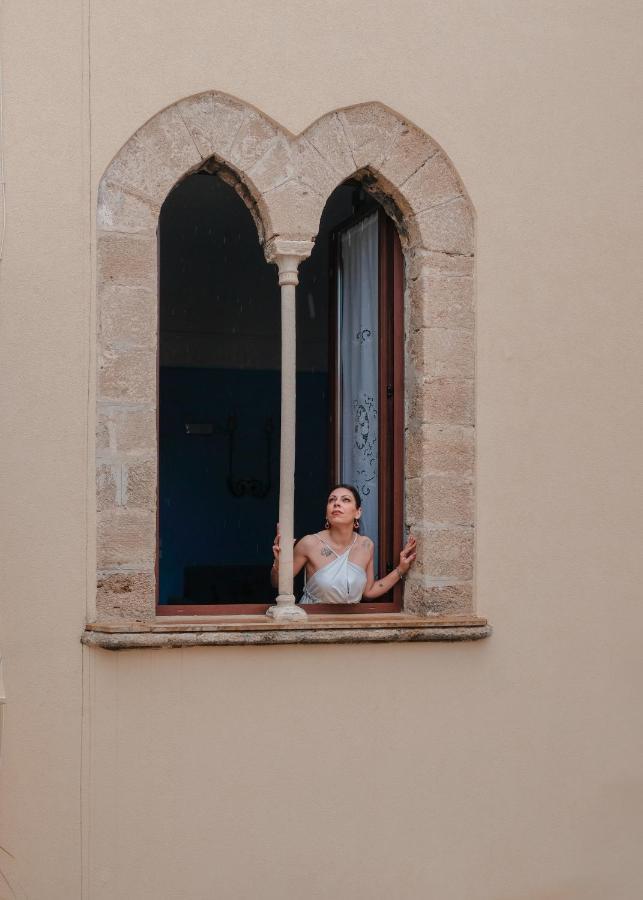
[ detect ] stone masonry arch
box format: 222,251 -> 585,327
95,91 -> 475,622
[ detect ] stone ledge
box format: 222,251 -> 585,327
82,614 -> 491,649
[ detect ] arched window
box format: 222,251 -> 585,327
157,169 -> 280,611
297,183 -> 405,613
156,175 -> 404,615
90,93 -> 488,644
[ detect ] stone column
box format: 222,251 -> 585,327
264,239 -> 314,622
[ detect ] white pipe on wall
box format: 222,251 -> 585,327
0,655 -> 6,762
0,0 -> 6,261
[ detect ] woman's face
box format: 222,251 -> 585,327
326,488 -> 360,528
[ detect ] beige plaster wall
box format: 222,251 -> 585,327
1,1 -> 642,898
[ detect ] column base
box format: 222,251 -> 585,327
266,595 -> 308,622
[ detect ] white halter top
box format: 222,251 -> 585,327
300,535 -> 367,605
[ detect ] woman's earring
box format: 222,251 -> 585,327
353,518 -> 360,531
324,518 -> 330,529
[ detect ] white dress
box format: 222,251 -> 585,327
300,535 -> 367,605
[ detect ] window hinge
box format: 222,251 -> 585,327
386,384 -> 393,399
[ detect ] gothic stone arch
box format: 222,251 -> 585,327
95,91 -> 475,622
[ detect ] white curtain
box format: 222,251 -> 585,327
339,213 -> 379,565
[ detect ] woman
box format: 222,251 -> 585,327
271,484 -> 417,604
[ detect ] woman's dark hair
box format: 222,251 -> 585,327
327,483 -> 362,509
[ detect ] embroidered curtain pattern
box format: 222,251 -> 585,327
339,213 -> 379,563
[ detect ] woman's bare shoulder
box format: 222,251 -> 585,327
295,533 -> 321,552
359,535 -> 374,553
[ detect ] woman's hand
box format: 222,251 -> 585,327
397,534 -> 417,576
272,523 -> 295,567
272,523 -> 281,568
270,524 -> 282,589
363,534 -> 417,599
271,524 -> 303,588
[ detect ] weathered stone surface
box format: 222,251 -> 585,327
293,136 -> 343,199
230,112 -> 278,174
262,179 -> 324,241
409,377 -> 474,426
247,135 -> 294,194
82,620 -> 491,648
304,112 -> 356,178
96,571 -> 155,621
409,273 -> 474,330
339,104 -> 402,170
408,424 -> 474,477
98,348 -> 156,404
414,527 -> 473,579
231,182 -> 268,244
405,476 -> 422,524
96,415 -> 110,454
263,237 -> 315,264
177,93 -> 247,161
97,405 -> 156,457
211,96 -> 252,156
406,474 -> 474,526
401,153 -> 463,215
96,463 -> 122,510
404,580 -> 474,616
407,249 -> 474,278
97,181 -> 159,234
412,327 -> 474,378
97,233 -> 157,289
124,458 -> 157,509
412,197 -> 474,255
104,105 -> 201,205
378,122 -> 439,187
175,92 -> 215,158
99,284 -> 157,349
97,509 -> 156,568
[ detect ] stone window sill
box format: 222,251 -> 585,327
82,613 -> 491,649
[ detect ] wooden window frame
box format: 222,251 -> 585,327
156,208 -> 404,617
317,208 -> 404,615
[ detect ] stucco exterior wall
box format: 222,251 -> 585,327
0,2 -> 642,898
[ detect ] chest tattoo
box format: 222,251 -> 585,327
320,546 -> 333,557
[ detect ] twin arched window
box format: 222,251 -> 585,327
94,93 -> 479,631
157,172 -> 404,614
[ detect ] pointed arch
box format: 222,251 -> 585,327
95,93 -> 476,623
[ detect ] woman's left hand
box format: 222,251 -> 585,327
397,535 -> 417,576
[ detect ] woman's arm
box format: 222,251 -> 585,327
270,526 -> 310,588
362,534 -> 417,599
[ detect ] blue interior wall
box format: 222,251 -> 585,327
159,366 -> 328,604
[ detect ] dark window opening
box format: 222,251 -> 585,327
157,174 -> 403,614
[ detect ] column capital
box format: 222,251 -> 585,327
264,237 -> 315,262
